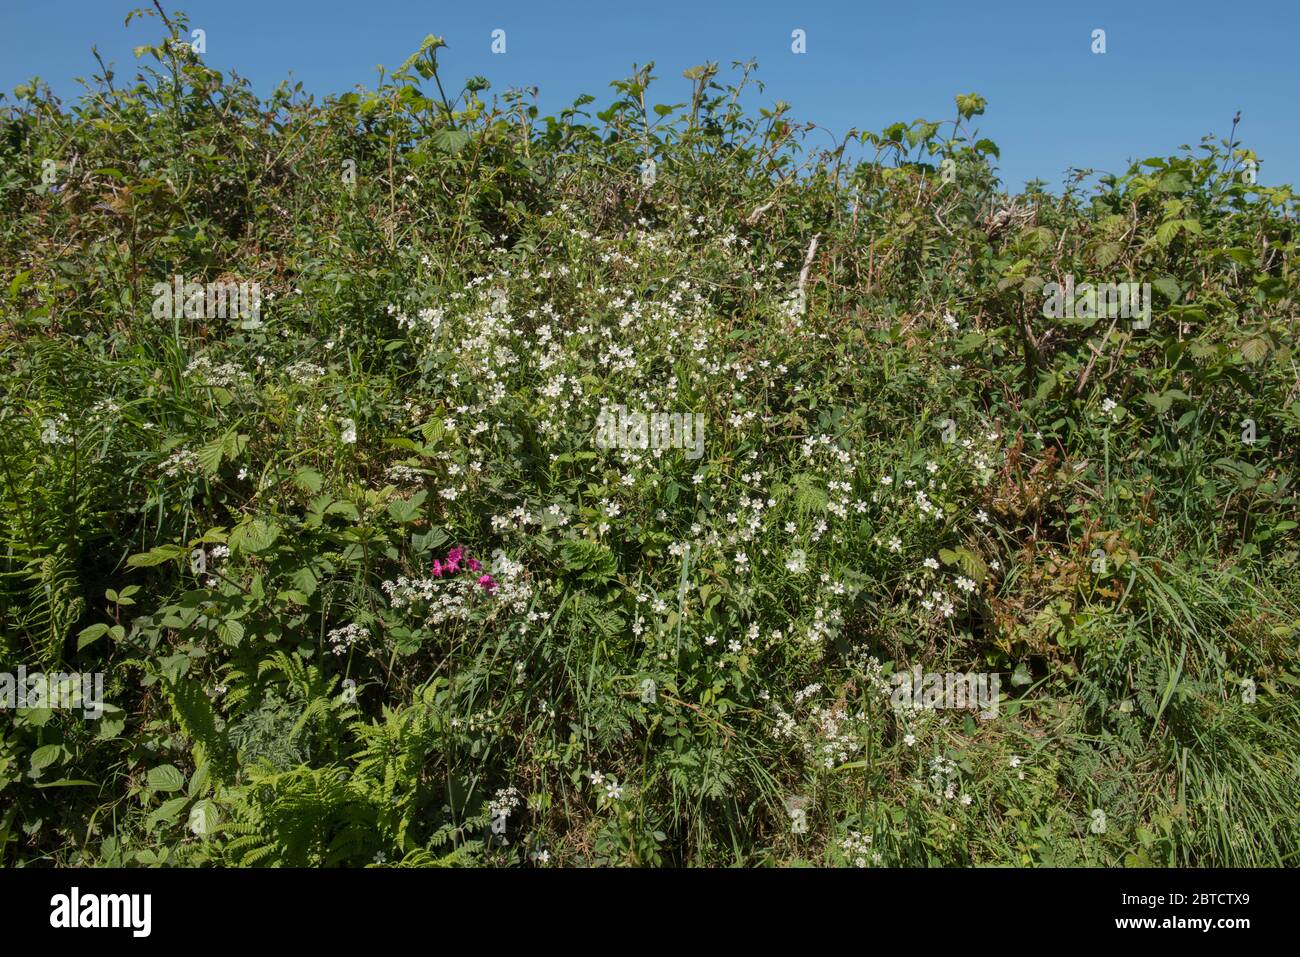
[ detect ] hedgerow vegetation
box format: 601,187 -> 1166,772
2,7 -> 1298,867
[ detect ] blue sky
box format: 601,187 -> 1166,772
2,0 -> 1297,192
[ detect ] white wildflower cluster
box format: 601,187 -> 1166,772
449,710 -> 496,733
489,551 -> 533,613
380,550 -> 533,624
195,543 -> 231,589
326,623 -> 369,656
184,354 -> 252,390
489,505 -> 542,533
929,753 -> 962,802
489,786 -> 523,821
802,601 -> 844,646
160,446 -> 198,477
385,463 -> 425,486
849,654 -> 894,700
799,432 -> 853,467
771,683 -> 866,769
839,830 -> 881,868
919,589 -> 957,620
284,360 -> 326,385
589,770 -> 624,801
392,305 -> 444,336
806,704 -> 865,769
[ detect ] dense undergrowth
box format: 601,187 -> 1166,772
2,9 -> 1298,867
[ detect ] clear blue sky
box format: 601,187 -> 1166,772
2,0 -> 1297,193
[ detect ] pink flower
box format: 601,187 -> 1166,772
445,547 -> 463,573
478,574 -> 497,592
431,559 -> 443,577
467,557 -> 482,572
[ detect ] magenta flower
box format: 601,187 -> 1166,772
431,559 -> 443,577
478,574 -> 497,592
445,546 -> 463,572
467,557 -> 482,572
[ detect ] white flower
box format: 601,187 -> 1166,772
605,781 -> 623,801
590,771 -> 605,787
903,733 -> 917,747
785,549 -> 808,574
955,576 -> 976,594
1008,755 -> 1021,768
923,557 -> 939,571
1101,398 -> 1117,415
340,417 -> 357,444
888,537 -> 902,553
976,509 -> 989,523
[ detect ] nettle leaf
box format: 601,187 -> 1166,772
147,797 -> 189,830
197,435 -> 226,476
293,467 -> 324,492
561,539 -> 618,583
216,618 -> 245,647
77,622 -> 110,650
431,128 -> 471,155
953,547 -> 987,583
1240,338 -> 1269,363
128,544 -> 189,567
955,93 -> 986,118
289,565 -> 319,596
1142,390 -> 1189,414
1095,242 -> 1121,268
1152,276 -> 1181,302
387,490 -> 427,523
146,764 -> 186,792
30,743 -> 65,773
411,527 -> 449,553
230,518 -> 280,554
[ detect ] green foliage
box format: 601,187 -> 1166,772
0,10 -> 1296,867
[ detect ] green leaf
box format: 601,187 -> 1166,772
216,618 -> 245,647
128,544 -> 189,567
387,490 -> 427,523
77,622 -> 110,650
1240,338 -> 1269,363
1152,277 -> 1181,302
147,796 -> 189,829
30,744 -> 64,773
293,467 -> 323,493
147,764 -> 186,792
955,92 -> 986,118
230,518 -> 280,554
196,435 -> 226,476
